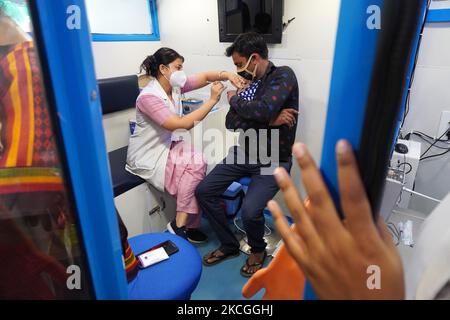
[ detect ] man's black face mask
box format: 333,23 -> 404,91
237,54 -> 258,81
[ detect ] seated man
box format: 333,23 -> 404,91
195,33 -> 299,277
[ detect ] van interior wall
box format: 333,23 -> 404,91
403,21 -> 450,215
91,0 -> 341,235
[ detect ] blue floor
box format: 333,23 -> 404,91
190,218 -> 272,300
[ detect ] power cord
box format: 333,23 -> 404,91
406,130 -> 450,143
233,217 -> 272,237
420,125 -> 450,160
282,17 -> 296,31
405,131 -> 450,150
397,162 -> 413,174
421,148 -> 450,162
387,222 -> 401,246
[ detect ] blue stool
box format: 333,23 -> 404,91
127,233 -> 202,300
222,182 -> 245,217
221,177 -> 252,218
238,177 -> 252,192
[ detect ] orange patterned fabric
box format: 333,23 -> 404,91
117,211 -> 139,282
0,42 -> 62,195
124,241 -> 139,281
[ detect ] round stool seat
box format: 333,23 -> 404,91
238,177 -> 252,187
127,233 -> 202,300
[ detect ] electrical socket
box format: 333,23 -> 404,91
436,111 -> 450,139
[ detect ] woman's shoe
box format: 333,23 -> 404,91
167,220 -> 187,239
186,229 -> 208,244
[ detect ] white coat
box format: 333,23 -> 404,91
126,79 -> 182,192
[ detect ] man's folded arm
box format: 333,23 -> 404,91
225,108 -> 264,131
229,71 -> 296,124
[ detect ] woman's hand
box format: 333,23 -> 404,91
225,72 -> 250,90
210,82 -> 226,103
268,141 -> 405,300
270,108 -> 299,128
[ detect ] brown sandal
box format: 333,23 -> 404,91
240,251 -> 267,277
202,249 -> 240,266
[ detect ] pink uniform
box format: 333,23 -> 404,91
136,76 -> 206,228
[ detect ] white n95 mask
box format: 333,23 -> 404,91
169,70 -> 187,88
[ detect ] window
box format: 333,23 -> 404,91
427,0 -> 450,23
85,0 -> 160,41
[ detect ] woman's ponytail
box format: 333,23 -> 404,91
140,55 -> 158,77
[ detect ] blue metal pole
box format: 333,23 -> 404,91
320,0 -> 383,213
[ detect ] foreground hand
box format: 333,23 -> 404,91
226,72 -> 250,90
268,141 -> 405,300
270,108 -> 299,128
